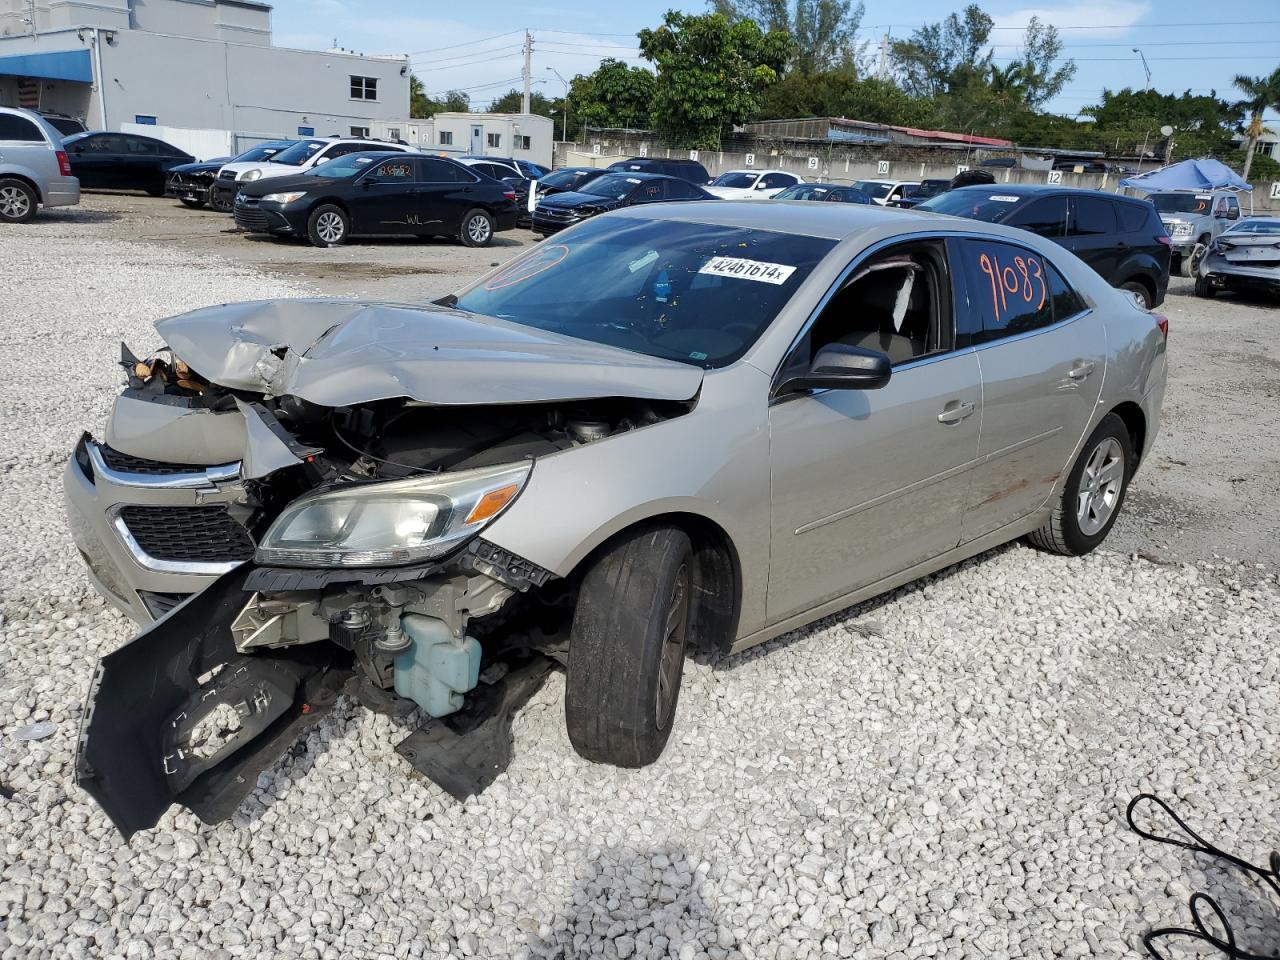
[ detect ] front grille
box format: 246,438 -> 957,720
118,505 -> 255,563
537,207 -> 578,222
99,445 -> 208,476
218,169 -> 237,181
234,206 -> 269,231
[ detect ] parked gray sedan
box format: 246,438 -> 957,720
66,202 -> 1168,836
1195,216 -> 1280,301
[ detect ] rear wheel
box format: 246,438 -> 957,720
307,204 -> 348,247
0,179 -> 36,223
1120,279 -> 1152,310
179,197 -> 205,209
565,524 -> 693,767
1194,276 -> 1216,299
1027,413 -> 1133,556
459,208 -> 494,247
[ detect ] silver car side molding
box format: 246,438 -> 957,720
794,426 -> 1063,535
733,510 -> 1047,655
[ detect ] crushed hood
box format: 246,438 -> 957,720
155,299 -> 703,407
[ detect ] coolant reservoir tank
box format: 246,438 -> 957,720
393,614 -> 481,718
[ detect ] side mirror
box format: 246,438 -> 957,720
755,181 -> 770,190
1227,208 -> 1240,221
779,343 -> 892,394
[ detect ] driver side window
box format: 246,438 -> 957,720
805,241 -> 953,367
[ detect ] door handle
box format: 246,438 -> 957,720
1068,360 -> 1096,380
937,400 -> 975,424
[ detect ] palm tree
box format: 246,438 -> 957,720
1233,67 -> 1280,180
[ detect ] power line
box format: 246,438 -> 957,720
871,18 -> 1280,31
988,38 -> 1280,49
404,29 -> 523,57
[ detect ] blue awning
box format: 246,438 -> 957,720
0,49 -> 92,83
1120,157 -> 1253,192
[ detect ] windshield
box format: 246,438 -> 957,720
916,180 -> 949,199
711,172 -> 757,188
775,185 -> 836,201
454,217 -> 834,369
266,140 -> 327,166
304,153 -> 385,178
541,169 -> 592,190
1225,218 -> 1280,235
853,180 -> 892,199
235,143 -> 292,163
580,174 -> 643,200
1151,193 -> 1212,215
916,190 -> 1023,222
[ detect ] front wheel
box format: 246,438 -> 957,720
307,204 -> 348,247
208,186 -> 232,213
1027,413 -> 1134,556
459,208 -> 494,247
179,197 -> 205,209
0,179 -> 36,223
565,524 -> 693,767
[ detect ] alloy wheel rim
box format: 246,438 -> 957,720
1076,437 -> 1124,536
317,212 -> 343,243
655,563 -> 690,731
467,215 -> 490,243
0,186 -> 30,219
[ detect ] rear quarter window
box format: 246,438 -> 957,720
0,114 -> 45,143
1116,203 -> 1151,232
958,238 -> 1086,345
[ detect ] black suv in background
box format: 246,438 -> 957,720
607,157 -> 712,184
918,185 -> 1171,308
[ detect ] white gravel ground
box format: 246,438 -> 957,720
3,213 -> 1280,960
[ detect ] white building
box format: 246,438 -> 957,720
430,112 -> 554,169
0,0 -> 409,154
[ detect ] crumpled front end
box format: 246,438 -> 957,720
67,297 -> 699,834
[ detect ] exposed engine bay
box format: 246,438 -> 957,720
71,298 -> 701,838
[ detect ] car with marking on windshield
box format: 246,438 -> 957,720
170,140 -> 295,212
1149,190 -> 1242,276
1194,216 -> 1280,301
705,169 -> 803,199
917,184 -> 1171,309
233,151 -> 517,247
771,182 -> 870,204
66,200 -> 1166,838
531,171 -> 715,235
215,137 -> 412,205
526,166 -> 612,218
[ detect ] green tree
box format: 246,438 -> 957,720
569,58 -> 657,131
890,4 -> 993,99
1083,87 -> 1242,159
712,0 -> 866,74
1233,67 -> 1280,179
639,10 -> 794,148
1014,17 -> 1076,110
487,88 -> 556,116
409,77 -> 473,118
759,66 -> 936,126
442,90 -> 471,113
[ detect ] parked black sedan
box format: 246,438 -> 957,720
167,140 -> 295,211
531,172 -> 716,235
233,151 -> 518,247
771,182 -> 871,204
63,132 -> 194,196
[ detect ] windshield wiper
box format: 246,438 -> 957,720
433,294 -> 458,308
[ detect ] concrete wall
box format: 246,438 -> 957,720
558,142 -> 1280,215
431,113 -> 554,168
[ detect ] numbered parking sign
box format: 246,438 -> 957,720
744,153 -> 755,167
689,150 -> 699,161
877,160 -> 890,175
1271,182 -> 1280,200
807,156 -> 819,170
1047,170 -> 1063,184
638,145 -> 648,157
956,165 -> 969,174
591,142 -> 601,155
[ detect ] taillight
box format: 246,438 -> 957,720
503,189 -> 516,201
1154,313 -> 1169,339
56,150 -> 71,177
1155,234 -> 1172,246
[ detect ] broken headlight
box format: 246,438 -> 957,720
255,462 -> 531,567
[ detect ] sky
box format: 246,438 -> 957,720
267,0 -> 1280,124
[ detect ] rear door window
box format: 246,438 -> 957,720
419,158 -> 468,183
957,238 -> 1083,344
0,114 -> 44,142
1115,203 -> 1149,232
1069,197 -> 1118,236
1005,197 -> 1067,238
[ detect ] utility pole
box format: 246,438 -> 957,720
521,30 -> 532,114
877,32 -> 889,81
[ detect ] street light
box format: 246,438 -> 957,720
545,66 -> 570,142
1131,48 -> 1152,88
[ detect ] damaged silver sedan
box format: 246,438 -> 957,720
66,203 -> 1168,837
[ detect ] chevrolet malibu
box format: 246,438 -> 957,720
66,202 -> 1167,836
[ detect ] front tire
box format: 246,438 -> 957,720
307,204 -> 348,247
208,186 -> 232,213
459,208 -> 494,247
566,525 -> 693,768
0,179 -> 37,223
1027,413 -> 1134,556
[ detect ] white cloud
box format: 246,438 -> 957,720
990,1 -> 1151,38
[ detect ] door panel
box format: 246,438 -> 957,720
350,157 -> 416,234
953,237 -> 1106,540
1064,196 -> 1122,280
767,352 -> 981,622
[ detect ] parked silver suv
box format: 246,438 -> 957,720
1149,190 -> 1241,276
0,106 -> 80,222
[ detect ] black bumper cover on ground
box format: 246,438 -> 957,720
75,567 -> 350,840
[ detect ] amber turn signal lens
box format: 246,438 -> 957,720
465,483 -> 520,525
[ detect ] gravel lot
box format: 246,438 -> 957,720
3,196 -> 1280,960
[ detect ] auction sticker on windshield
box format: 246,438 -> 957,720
698,256 -> 796,285
988,195 -> 1020,203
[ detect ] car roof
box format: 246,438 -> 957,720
948,183 -> 1150,205
603,197 -> 949,240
